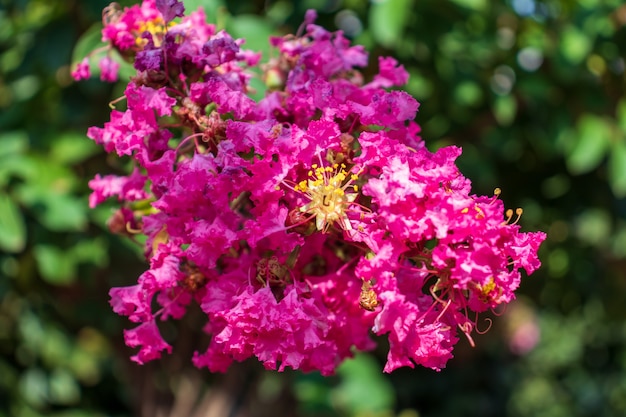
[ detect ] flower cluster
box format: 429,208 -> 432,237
75,0 -> 546,374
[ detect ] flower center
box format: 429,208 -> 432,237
135,17 -> 175,48
293,160 -> 359,233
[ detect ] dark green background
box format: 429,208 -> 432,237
1,0 -> 625,416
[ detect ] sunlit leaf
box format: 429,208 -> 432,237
566,114 -> 611,174
226,14 -> 274,101
182,0 -> 225,25
455,81 -> 483,107
335,353 -> 395,414
559,25 -> 592,65
227,14 -> 275,57
369,0 -> 413,48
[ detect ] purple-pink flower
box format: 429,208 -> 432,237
75,0 -> 546,375
98,55 -> 120,82
71,57 -> 90,81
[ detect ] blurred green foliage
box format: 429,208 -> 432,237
1,0 -> 625,416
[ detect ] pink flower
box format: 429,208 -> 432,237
88,168 -> 148,208
99,55 -> 120,82
155,0 -> 184,23
110,284 -> 153,323
78,1 -> 547,375
124,320 -> 172,364
369,57 -> 409,88
71,58 -> 90,81
102,0 -> 161,50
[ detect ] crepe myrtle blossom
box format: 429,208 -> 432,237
74,0 -> 546,374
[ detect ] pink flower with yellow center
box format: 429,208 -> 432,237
74,0 -> 546,375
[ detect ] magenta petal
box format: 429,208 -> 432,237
155,0 -> 184,23
124,321 -> 172,364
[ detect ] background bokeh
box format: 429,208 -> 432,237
1,0 -> 625,416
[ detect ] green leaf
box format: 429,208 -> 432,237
0,191 -> 26,253
574,208 -> 611,247
335,353 -> 395,414
608,140 -> 626,197
182,0 -> 225,25
566,114 -> 611,174
369,0 -> 414,48
0,130 -> 28,158
40,327 -> 72,368
0,131 -> 29,187
71,23 -> 105,66
560,25 -> 592,65
493,95 -> 517,126
69,237 -> 109,267
227,14 -> 274,57
19,368 -> 48,408
226,14 -> 273,101
9,153 -> 77,186
454,81 -> 483,107
49,369 -> 80,405
13,154 -> 87,231
11,75 -> 41,102
50,132 -> 101,165
33,245 -> 77,285
17,187 -> 88,232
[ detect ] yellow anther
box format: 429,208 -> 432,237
291,155 -> 361,233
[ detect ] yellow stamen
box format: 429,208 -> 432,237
293,155 -> 361,233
